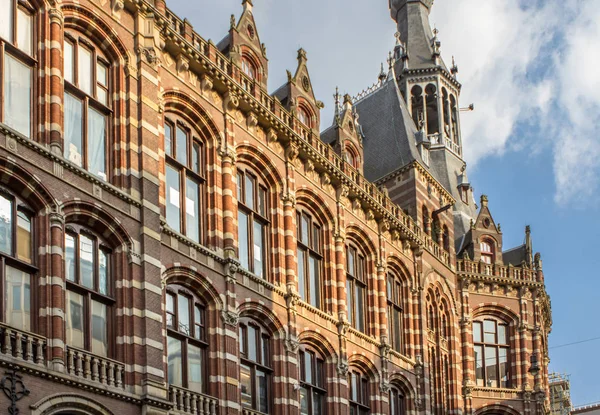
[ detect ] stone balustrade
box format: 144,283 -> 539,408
0,322 -> 46,366
66,346 -> 125,389
169,385 -> 218,415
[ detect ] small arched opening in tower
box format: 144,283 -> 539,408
425,83 -> 439,135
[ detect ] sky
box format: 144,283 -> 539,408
166,0 -> 600,407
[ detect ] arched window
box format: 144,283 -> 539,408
345,146 -> 360,169
348,369 -> 370,414
346,244 -> 367,333
387,272 -> 404,353
389,385 -> 406,415
239,319 -> 272,413
298,106 -> 311,127
425,84 -> 439,135
237,167 -> 268,278
410,85 -> 423,129
299,347 -> 326,415
164,116 -> 205,243
480,239 -> 494,264
0,191 -> 34,331
473,318 -> 510,387
63,32 -> 111,180
442,225 -> 450,253
422,205 -> 430,236
166,284 -> 207,393
0,0 -> 34,137
64,226 -> 113,357
241,57 -> 256,80
297,210 -> 322,309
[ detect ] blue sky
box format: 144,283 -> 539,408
167,0 -> 600,407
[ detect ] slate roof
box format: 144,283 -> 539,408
354,77 -> 422,182
503,245 -> 528,266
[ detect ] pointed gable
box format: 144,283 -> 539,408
458,195 -> 504,264
272,48 -> 323,132
218,0 -> 269,89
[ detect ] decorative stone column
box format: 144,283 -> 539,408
48,7 -> 64,153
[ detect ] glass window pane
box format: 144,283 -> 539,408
88,107 -> 107,180
347,248 -> 355,276
16,211 -> 31,263
498,324 -> 508,345
192,142 -> 201,174
351,372 -> 358,401
301,215 -> 309,245
176,126 -> 187,165
64,41 -> 74,83
258,187 -> 266,217
91,300 -> 108,356
237,173 -> 243,202
185,178 -> 200,243
393,308 -> 402,352
4,55 -> 31,137
5,267 -> 31,331
356,285 -> 365,332
299,387 -> 309,415
0,0 -> 13,42
247,325 -> 257,362
65,234 -> 76,282
484,320 -> 496,343
64,93 -> 83,166
257,369 -> 268,413
195,305 -> 203,339
177,294 -> 190,335
188,343 -> 203,392
167,336 -> 183,386
474,345 -> 484,386
297,248 -> 306,301
78,47 -> 92,94
499,348 -> 509,387
485,346 -> 498,387
312,224 -> 320,251
245,175 -> 255,210
304,352 -> 313,385
240,364 -> 252,408
473,322 -> 482,343
99,250 -> 108,295
313,391 -> 323,415
0,195 -> 12,255
238,211 -> 249,270
79,234 -> 95,289
346,279 -> 353,326
164,123 -> 172,156
166,293 -> 175,328
261,334 -> 269,367
253,220 -> 264,277
166,165 -> 181,233
316,358 -> 324,388
17,9 -> 32,55
97,62 -> 107,86
309,255 -> 320,308
66,291 -> 84,348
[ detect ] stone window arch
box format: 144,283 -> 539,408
348,367 -> 371,414
296,209 -> 323,309
473,317 -> 511,388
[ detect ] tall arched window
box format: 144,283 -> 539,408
241,57 -> 256,79
297,210 -> 322,309
0,191 -> 34,331
63,33 -> 111,180
0,0 -> 34,137
480,239 -> 494,264
346,244 -> 367,333
425,84 -> 439,135
299,347 -> 326,415
473,318 -> 510,388
166,284 -> 207,393
237,167 -> 268,278
164,116 -> 205,243
239,319 -> 272,413
387,272 -> 404,353
64,226 -> 113,357
345,145 -> 360,169
389,385 -> 406,415
348,369 -> 370,414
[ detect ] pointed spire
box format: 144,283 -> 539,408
334,87 -> 341,126
451,56 -> 459,77
297,48 -> 308,64
378,63 -> 387,83
242,0 -> 253,12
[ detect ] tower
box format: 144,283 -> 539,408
390,0 -> 476,246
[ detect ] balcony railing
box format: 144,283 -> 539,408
0,323 -> 46,366
169,385 -> 218,415
66,346 -> 125,389
457,259 -> 538,282
242,409 -> 266,415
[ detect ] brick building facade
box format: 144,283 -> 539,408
0,0 -> 552,414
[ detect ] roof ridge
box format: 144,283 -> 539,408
352,79 -> 387,105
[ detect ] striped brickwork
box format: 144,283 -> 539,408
0,0 -> 551,414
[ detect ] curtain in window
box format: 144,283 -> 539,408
4,55 -> 31,137
87,108 -> 107,180
64,94 -> 83,167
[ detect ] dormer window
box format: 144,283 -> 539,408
345,145 -> 360,169
298,107 -> 311,127
241,58 -> 256,80
480,240 -> 494,264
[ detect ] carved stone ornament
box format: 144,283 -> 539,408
285,144 -> 299,163
280,191 -> 296,207
284,338 -> 300,354
136,46 -> 160,66
176,54 -> 189,74
221,310 -> 239,326
379,380 -> 391,394
201,74 -> 214,96
336,360 -> 349,377
247,112 -> 258,129
266,128 -> 278,143
112,0 -> 125,14
305,159 -> 315,174
320,173 -> 331,187
223,92 -> 240,113
225,261 -> 239,282
48,8 -> 64,26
